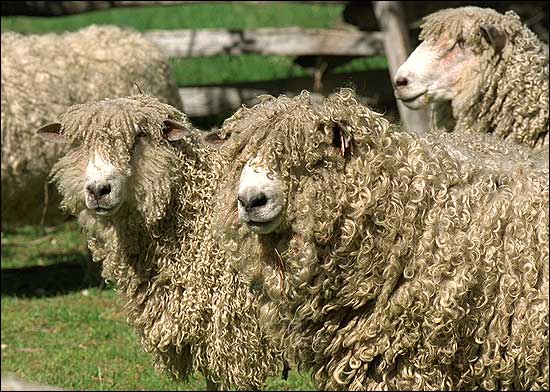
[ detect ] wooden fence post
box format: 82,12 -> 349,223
373,1 -> 430,134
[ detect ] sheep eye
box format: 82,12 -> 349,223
132,132 -> 147,150
330,123 -> 351,158
444,38 -> 464,55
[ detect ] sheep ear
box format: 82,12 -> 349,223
37,123 -> 66,144
480,24 -> 506,53
203,129 -> 229,148
162,119 -> 191,142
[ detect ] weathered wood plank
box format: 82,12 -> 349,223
178,87 -> 320,119
178,69 -> 395,118
144,28 -> 385,58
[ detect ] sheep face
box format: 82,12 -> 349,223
83,151 -> 126,215
394,7 -> 508,111
237,158 -> 285,234
236,121 -> 353,236
393,37 -> 477,109
36,97 -> 193,220
224,91 -> 378,241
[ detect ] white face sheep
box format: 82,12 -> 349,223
393,6 -> 549,149
237,158 -> 286,234
214,89 -> 549,390
36,95 -> 284,390
1,25 -> 183,227
83,152 -> 124,214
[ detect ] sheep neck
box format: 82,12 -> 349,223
453,39 -> 547,147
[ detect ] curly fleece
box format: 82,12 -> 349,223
214,89 -> 549,390
420,7 -> 548,149
1,25 -> 182,227
49,95 -> 283,390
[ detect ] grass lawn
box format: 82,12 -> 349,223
1,222 -> 316,390
0,3 -> 345,32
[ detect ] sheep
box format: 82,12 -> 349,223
1,25 -> 182,227
36,94 -> 284,390
393,6 -> 549,150
212,89 -> 549,390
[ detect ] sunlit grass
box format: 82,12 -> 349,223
1,222 -> 316,390
1,3 -> 344,32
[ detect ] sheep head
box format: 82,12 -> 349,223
220,91 -> 364,235
37,95 -> 197,224
393,7 -> 516,111
217,89 -> 390,268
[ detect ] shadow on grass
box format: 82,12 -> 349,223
1,252 -> 104,298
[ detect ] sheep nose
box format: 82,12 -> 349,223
238,190 -> 268,212
86,182 -> 111,199
394,76 -> 408,87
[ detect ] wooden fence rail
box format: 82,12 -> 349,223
177,69 -> 394,118
143,28 -> 385,58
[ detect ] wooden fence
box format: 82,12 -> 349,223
2,1 -> 449,130
176,69 -> 395,119
144,28 -> 385,58
142,26 -> 395,120
136,2 -> 429,132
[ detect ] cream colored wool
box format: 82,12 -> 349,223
420,7 -> 549,149
48,95 -> 283,389
214,89 -> 549,390
1,25 -> 182,227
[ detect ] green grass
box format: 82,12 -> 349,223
1,3 -> 387,87
170,55 -> 389,86
1,288 -> 204,390
170,55 -> 310,86
1,222 -> 316,390
1,3 -> 344,32
1,222 -> 86,269
333,56 -> 389,73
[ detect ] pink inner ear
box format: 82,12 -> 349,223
165,128 -> 188,141
163,119 -> 189,141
